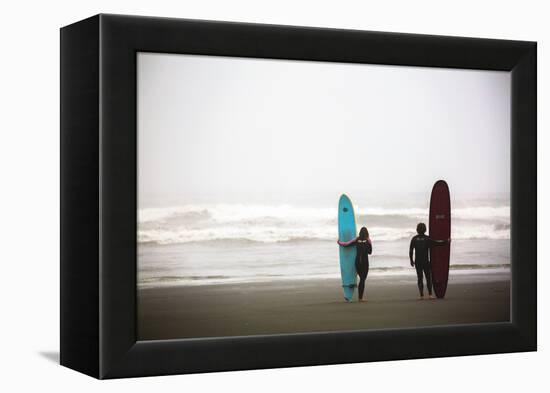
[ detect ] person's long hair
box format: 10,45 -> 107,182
359,227 -> 369,240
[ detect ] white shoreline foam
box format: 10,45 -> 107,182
138,266 -> 511,288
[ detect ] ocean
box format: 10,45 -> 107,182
137,196 -> 510,287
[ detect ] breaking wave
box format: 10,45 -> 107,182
138,203 -> 510,245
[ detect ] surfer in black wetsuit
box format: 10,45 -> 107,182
337,227 -> 372,302
409,223 -> 450,300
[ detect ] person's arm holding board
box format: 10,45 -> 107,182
428,237 -> 451,264
337,237 -> 358,247
431,238 -> 451,245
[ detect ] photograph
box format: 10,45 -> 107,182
0,0 -> 541,387
136,52 -> 511,341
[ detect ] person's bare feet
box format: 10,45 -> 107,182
429,294 -> 436,300
418,295 -> 425,300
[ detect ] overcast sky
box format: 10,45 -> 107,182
138,52 -> 510,207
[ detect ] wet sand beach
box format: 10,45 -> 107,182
138,272 -> 510,340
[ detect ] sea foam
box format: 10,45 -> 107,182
138,203 -> 510,245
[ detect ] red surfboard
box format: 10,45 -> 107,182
429,180 -> 451,298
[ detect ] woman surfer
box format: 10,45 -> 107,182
337,227 -> 372,302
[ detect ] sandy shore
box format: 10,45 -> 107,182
137,272 -> 510,340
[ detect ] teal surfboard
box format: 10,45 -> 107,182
338,194 -> 357,301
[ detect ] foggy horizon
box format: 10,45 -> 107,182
138,52 -> 511,208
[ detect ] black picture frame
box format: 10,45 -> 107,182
60,14 -> 537,379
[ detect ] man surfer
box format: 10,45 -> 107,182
409,223 -> 450,300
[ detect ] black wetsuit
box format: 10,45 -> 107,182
354,239 -> 372,300
409,234 -> 438,296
